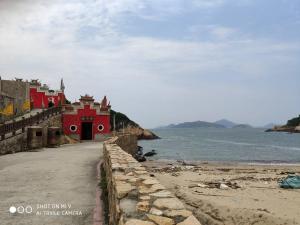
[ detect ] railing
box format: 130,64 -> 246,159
0,107 -> 62,141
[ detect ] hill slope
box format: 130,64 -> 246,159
110,110 -> 159,140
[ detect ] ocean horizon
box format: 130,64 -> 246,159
139,127 -> 300,164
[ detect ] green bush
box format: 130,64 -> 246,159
110,109 -> 139,131
287,115 -> 300,127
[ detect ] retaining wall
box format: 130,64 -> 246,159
103,136 -> 202,225
0,114 -> 62,155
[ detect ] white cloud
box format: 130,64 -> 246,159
192,0 -> 225,8
188,24 -> 239,40
0,0 -> 299,127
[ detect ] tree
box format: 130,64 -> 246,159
287,115 -> 300,127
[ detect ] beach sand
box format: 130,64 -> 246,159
142,160 -> 300,225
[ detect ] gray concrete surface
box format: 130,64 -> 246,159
0,142 -> 103,225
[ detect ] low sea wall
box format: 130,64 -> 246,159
103,136 -> 202,225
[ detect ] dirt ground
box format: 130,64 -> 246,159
0,142 -> 102,225
143,160 -> 300,225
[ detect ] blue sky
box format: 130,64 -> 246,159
0,0 -> 299,127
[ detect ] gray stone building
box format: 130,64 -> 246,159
0,77 -> 30,123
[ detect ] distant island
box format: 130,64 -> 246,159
159,119 -> 253,129
163,121 -> 226,129
214,119 -> 237,128
266,115 -> 300,133
158,119 -> 291,130
232,124 -> 253,129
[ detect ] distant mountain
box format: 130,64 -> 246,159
163,121 -> 225,129
214,119 -> 237,128
232,124 -> 253,129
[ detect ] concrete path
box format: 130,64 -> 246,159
0,142 -> 103,225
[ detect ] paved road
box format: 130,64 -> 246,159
0,142 -> 103,225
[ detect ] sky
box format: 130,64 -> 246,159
0,0 -> 299,128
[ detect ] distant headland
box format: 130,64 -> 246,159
266,115 -> 300,133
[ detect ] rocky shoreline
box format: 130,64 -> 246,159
265,125 -> 300,133
122,125 -> 160,140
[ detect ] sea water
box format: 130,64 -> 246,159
139,128 -> 300,163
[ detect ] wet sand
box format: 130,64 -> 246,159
142,160 -> 300,225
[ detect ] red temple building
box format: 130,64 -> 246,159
29,78 -> 111,141
30,79 -> 65,109
62,95 -> 111,141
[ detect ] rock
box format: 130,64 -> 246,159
140,195 -> 151,201
120,199 -> 138,216
143,179 -> 160,186
115,175 -> 133,181
147,214 -> 175,225
116,181 -> 135,199
151,184 -> 166,191
177,215 -> 202,225
149,207 -> 163,216
125,219 -> 156,225
149,190 -> 173,198
163,209 -> 192,218
185,166 -> 195,170
140,129 -> 160,140
139,184 -> 165,194
134,170 -> 148,175
197,183 -> 208,188
144,150 -> 157,157
139,186 -> 156,194
219,183 -> 229,190
136,201 -> 150,212
121,125 -> 160,140
153,198 -> 185,210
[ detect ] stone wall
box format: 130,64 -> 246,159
0,132 -> 27,155
113,134 -> 138,155
0,114 -> 62,155
103,136 -> 202,225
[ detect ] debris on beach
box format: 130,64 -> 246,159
189,181 -> 241,189
279,175 -> 300,189
219,183 -> 229,190
171,172 -> 180,177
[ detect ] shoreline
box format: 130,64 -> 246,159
142,160 -> 300,225
146,158 -> 300,166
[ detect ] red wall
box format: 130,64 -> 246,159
30,87 -> 64,109
63,104 -> 110,139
